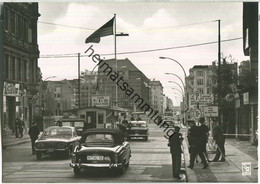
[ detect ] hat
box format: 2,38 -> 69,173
174,126 -> 181,131
199,117 -> 205,123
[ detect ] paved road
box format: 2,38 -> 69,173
2,123 -> 185,183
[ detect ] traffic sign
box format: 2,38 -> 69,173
193,109 -> 201,119
203,106 -> 218,117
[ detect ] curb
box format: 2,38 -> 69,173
2,139 -> 31,149
182,133 -> 197,182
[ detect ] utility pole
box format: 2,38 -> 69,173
78,53 -> 81,109
0,3 -> 4,143
217,20 -> 221,126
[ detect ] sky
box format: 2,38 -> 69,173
38,2 -> 250,106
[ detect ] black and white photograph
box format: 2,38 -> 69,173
0,1 -> 258,183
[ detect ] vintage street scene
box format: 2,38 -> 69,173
0,1 -> 258,183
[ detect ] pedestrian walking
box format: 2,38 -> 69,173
15,118 -> 20,138
198,117 -> 209,162
168,126 -> 183,179
187,120 -> 199,163
19,119 -> 25,138
136,115 -> 142,121
29,121 -> 40,155
130,114 -> 135,121
187,120 -> 208,169
211,121 -> 225,162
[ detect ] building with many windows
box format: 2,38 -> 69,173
97,58 -> 150,111
2,3 -> 40,133
150,80 -> 164,115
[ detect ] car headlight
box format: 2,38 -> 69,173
36,142 -> 45,149
56,142 -> 66,148
104,156 -> 111,161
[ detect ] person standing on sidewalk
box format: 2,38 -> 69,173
198,117 -> 209,162
15,118 -> 20,138
19,119 -> 25,138
211,121 -> 225,162
168,126 -> 183,179
29,122 -> 40,155
187,120 -> 208,169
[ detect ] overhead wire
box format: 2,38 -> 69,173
39,37 -> 242,59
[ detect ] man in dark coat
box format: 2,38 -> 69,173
168,126 -> 183,179
15,118 -> 20,138
187,121 -> 208,169
211,121 -> 225,162
19,120 -> 25,138
29,122 -> 40,155
198,117 -> 209,162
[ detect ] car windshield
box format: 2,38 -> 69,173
62,122 -> 72,127
42,127 -> 72,139
74,121 -> 84,127
131,123 -> 147,127
83,133 -> 115,146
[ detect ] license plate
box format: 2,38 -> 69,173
87,156 -> 104,160
47,148 -> 54,153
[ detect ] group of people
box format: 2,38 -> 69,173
14,118 -> 25,138
168,117 -> 226,179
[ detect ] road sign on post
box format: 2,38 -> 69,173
194,92 -> 201,102
203,106 -> 218,117
193,109 -> 201,120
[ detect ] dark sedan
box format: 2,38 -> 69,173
127,121 -> 149,141
35,126 -> 80,160
70,128 -> 131,175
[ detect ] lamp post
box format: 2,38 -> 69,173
171,88 -> 184,97
168,81 -> 184,94
160,56 -> 188,125
165,73 -> 185,90
41,76 -> 56,125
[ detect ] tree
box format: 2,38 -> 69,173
211,55 -> 238,133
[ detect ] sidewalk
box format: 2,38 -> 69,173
2,131 -> 31,149
183,133 -> 258,182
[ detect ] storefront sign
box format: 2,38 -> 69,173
92,96 -> 110,107
3,82 -> 20,96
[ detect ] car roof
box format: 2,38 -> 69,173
130,121 -> 147,123
46,126 -> 75,130
83,128 -> 123,134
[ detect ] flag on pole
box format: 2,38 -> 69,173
85,17 -> 115,43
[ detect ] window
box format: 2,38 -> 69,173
11,56 -> 15,80
207,88 -> 211,94
98,113 -> 104,124
4,54 -> 9,79
197,79 -> 204,85
198,88 -> 204,94
197,71 -> 203,77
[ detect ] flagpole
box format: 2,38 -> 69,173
114,14 -> 118,107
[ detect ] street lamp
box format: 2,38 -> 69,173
160,56 -> 188,125
171,88 -> 184,97
165,73 -> 185,90
168,81 -> 184,93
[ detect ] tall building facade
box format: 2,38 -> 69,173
97,58 -> 150,111
2,3 -> 40,132
242,2 -> 258,142
150,80 -> 164,115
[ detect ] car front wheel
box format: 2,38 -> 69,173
74,167 -> 81,175
36,152 -> 42,160
118,160 -> 126,175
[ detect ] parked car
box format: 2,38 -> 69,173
70,128 -> 131,175
127,121 -> 149,141
59,118 -> 85,136
34,126 -> 80,160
